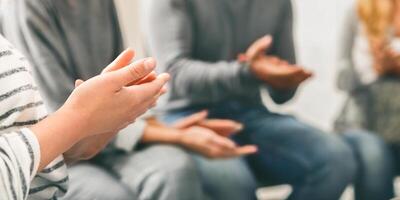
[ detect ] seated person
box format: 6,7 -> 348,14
336,0 -> 400,199
0,33 -> 168,199
1,0 -> 257,199
143,0 -> 357,199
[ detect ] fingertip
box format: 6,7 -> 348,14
264,35 -> 273,43
75,79 -> 84,87
251,146 -> 258,152
158,73 -> 171,82
241,146 -> 258,155
124,48 -> 136,57
144,58 -> 157,71
236,123 -> 244,131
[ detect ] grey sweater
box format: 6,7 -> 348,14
143,0 -> 296,111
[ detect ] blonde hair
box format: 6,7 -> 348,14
357,0 -> 395,40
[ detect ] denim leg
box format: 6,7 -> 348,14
208,107 -> 356,200
192,155 -> 258,200
162,111 -> 258,200
343,130 -> 396,200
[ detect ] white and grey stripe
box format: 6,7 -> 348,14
0,35 -> 68,200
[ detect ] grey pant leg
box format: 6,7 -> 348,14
193,155 -> 258,200
61,163 -> 135,200
111,144 -> 207,200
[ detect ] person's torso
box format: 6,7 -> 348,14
188,0 -> 289,62
51,0 -> 123,80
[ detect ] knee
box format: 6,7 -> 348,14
343,130 -> 393,170
156,145 -> 197,175
309,134 -> 357,181
63,164 -> 133,200
146,145 -> 199,187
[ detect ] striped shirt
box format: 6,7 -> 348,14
0,35 -> 68,200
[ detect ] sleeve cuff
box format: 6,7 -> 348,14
114,120 -> 147,152
238,61 -> 262,85
20,128 -> 41,180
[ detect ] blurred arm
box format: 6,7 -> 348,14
266,0 -> 298,104
143,0 -> 261,105
337,7 -> 362,92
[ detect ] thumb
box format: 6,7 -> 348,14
102,48 -> 135,74
108,58 -> 156,89
75,79 -> 84,88
172,110 -> 208,129
246,35 -> 273,61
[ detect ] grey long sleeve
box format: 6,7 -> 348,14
266,0 -> 297,104
143,0 -> 261,106
337,7 -> 362,92
144,0 -> 298,108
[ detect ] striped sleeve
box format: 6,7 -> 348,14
0,128 -> 40,200
0,35 -> 69,199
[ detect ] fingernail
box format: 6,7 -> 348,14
236,124 -> 244,131
161,73 -> 170,81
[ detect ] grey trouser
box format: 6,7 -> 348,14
61,163 -> 134,200
62,144 -> 258,200
61,144 -> 207,200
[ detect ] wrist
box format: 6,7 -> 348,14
240,60 -> 264,84
169,128 -> 186,145
55,107 -> 91,140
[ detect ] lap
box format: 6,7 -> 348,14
109,144 -> 201,196
61,163 -> 134,200
192,155 -> 257,200
164,106 -> 354,184
212,107 -> 354,184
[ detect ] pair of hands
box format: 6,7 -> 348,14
239,35 -> 313,90
172,111 -> 258,159
371,38 -> 400,76
63,49 -> 169,163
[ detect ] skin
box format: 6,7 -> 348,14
238,35 -> 313,90
30,49 -> 170,170
371,0 -> 400,76
63,49 -> 257,161
142,111 -> 258,159
64,50 -> 165,163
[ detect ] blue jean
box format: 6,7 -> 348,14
342,130 -> 396,200
164,102 -> 356,200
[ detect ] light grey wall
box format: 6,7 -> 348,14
115,0 -> 356,131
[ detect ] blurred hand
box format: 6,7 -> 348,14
172,110 -> 243,136
178,126 -> 257,159
372,39 -> 400,76
240,35 -> 313,90
172,110 -> 257,159
64,80 -> 116,163
62,49 -> 169,163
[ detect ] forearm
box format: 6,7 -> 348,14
141,124 -> 182,145
30,109 -> 87,171
168,59 -> 260,103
